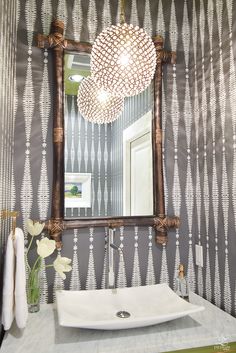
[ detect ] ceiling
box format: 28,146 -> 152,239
64,53 -> 91,96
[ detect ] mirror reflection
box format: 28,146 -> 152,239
64,52 -> 153,218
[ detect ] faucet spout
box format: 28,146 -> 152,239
108,227 -> 116,289
107,227 -> 124,289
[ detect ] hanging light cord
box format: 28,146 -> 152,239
120,0 -> 126,24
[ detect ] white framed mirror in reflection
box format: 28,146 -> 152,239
64,52 -> 154,218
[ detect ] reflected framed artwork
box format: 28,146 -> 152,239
65,173 -> 91,208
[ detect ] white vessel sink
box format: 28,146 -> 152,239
56,283 -> 204,330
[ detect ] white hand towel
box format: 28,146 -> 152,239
14,228 -> 28,329
2,232 -> 15,330
2,228 -> 28,330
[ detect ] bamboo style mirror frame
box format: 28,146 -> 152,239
37,20 -> 180,248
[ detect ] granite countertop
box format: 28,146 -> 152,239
1,292 -> 236,353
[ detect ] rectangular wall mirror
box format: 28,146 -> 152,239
64,52 -> 153,219
37,20 -> 179,247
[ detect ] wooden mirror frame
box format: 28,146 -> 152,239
37,20 -> 180,248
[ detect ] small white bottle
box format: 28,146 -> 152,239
175,264 -> 189,301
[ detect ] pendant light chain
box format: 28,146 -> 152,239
120,0 -> 126,24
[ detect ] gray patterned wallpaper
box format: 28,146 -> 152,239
15,0 -> 189,305
192,0 -> 236,315
0,0 -> 17,336
7,0 -> 236,318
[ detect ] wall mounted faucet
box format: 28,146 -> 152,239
108,227 -> 115,289
108,227 -> 123,289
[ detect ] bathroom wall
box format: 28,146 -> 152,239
0,0 -> 17,338
14,0 -> 206,307
192,0 -> 236,316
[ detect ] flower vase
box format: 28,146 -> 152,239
27,268 -> 41,313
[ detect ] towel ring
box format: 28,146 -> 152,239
1,210 -> 19,240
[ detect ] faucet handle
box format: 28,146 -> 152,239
110,243 -> 123,254
110,243 -> 119,251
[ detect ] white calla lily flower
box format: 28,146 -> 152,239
36,238 -> 56,258
53,255 -> 72,280
27,219 -> 45,236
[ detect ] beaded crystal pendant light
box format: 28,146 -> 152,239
77,77 -> 124,124
91,0 -> 156,97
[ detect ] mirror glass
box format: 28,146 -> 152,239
64,52 -> 153,218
